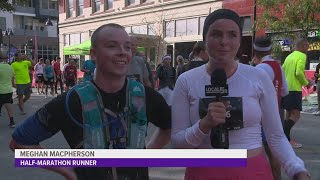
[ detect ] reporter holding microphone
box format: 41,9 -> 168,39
171,8 -> 310,180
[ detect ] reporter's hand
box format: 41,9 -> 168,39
199,102 -> 227,134
293,171 -> 311,180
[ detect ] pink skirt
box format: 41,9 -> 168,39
185,152 -> 274,180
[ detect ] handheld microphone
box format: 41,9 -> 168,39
206,68 -> 229,149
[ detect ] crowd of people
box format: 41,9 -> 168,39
0,7 -> 314,180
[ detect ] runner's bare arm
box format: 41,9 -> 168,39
12,76 -> 16,88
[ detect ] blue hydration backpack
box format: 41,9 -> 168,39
66,80 -> 147,149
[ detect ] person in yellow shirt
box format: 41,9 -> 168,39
0,52 -> 16,127
282,39 -> 312,148
11,53 -> 35,115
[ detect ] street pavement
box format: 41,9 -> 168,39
0,91 -> 319,180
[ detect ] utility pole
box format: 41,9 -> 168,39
252,0 -> 257,58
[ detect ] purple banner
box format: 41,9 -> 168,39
15,158 -> 246,167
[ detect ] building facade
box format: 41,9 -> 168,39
59,0 -> 262,69
0,0 -> 59,61
59,0 -> 224,68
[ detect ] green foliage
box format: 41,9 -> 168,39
0,1 -> 14,12
0,0 -> 29,12
257,0 -> 320,39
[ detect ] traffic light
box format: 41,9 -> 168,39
25,39 -> 34,50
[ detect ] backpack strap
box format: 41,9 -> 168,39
126,79 -> 148,149
72,81 -> 107,149
262,60 -> 283,109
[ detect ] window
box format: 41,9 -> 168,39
80,33 -> 85,43
13,16 -> 24,29
241,16 -> 252,32
77,0 -> 84,16
165,21 -> 174,37
186,18 -> 198,35
199,16 -> 206,35
132,25 -> 148,35
175,19 -> 187,37
68,0 -> 74,18
106,0 -> 113,10
141,0 -> 153,3
24,17 -> 33,30
49,0 -> 58,9
0,17 -> 6,30
93,0 -> 101,12
127,0 -> 135,6
37,45 -> 59,61
70,33 -> 81,46
64,34 -> 70,46
125,26 -> 132,34
41,0 -> 49,9
13,0 -> 33,7
148,23 -> 156,35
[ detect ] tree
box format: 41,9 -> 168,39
257,0 -> 320,39
0,0 -> 28,12
137,4 -> 179,67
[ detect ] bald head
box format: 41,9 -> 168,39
91,23 -> 125,48
295,39 -> 309,54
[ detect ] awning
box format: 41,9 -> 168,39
63,40 -> 91,55
63,39 -> 146,55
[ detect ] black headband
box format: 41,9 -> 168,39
203,9 -> 242,42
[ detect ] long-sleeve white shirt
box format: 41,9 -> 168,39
171,63 -> 306,178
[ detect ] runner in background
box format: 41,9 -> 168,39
0,51 -> 16,127
253,36 -> 289,180
155,55 -> 176,106
53,57 -> 63,95
127,36 -> 152,87
34,58 -> 45,95
282,39 -> 312,148
11,52 -> 35,115
43,59 -> 56,98
63,59 -> 77,91
80,59 -> 96,82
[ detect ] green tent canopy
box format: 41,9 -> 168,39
63,40 -> 146,55
63,40 -> 91,55
137,47 -> 145,53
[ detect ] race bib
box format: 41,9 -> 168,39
199,97 -> 244,130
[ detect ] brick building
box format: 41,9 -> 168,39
58,0 -> 264,68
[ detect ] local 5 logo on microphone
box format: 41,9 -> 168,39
205,85 -> 228,96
